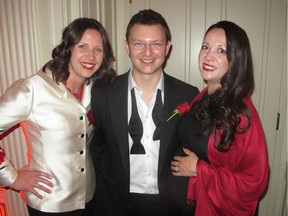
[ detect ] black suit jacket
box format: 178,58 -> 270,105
91,71 -> 199,216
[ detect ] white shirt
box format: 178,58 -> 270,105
128,71 -> 164,194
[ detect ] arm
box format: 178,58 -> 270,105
0,146 -> 54,199
171,148 -> 198,177
0,79 -> 54,198
171,105 -> 269,215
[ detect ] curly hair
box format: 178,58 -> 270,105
195,21 -> 254,152
43,17 -> 116,85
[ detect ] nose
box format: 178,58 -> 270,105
86,49 -> 96,60
204,50 -> 215,61
143,44 -> 152,55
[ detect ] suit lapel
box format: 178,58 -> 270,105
108,72 -> 186,177
109,73 -> 130,176
158,74 -> 183,174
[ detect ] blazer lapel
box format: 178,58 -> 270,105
81,83 -> 92,108
38,69 -> 90,107
158,74 -> 184,174
109,73 -> 130,176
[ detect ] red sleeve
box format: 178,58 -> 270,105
187,98 -> 269,216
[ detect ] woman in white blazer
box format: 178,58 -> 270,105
0,17 -> 116,216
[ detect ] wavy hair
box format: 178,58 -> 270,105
43,17 -> 116,85
195,20 -> 254,152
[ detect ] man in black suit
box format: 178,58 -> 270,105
91,9 -> 199,216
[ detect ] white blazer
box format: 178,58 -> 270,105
0,69 -> 96,212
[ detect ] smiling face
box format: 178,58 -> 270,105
125,24 -> 171,78
198,28 -> 229,93
68,28 -> 104,83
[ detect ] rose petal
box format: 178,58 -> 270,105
177,102 -> 191,115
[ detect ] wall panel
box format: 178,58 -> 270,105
0,0 -> 37,214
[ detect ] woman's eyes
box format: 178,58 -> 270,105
201,45 -> 226,55
77,44 -> 103,53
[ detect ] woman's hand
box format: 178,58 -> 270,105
171,148 -> 199,177
9,165 -> 54,199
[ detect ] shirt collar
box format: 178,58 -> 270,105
128,70 -> 164,93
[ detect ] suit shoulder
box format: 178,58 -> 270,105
165,74 -> 199,92
92,73 -> 128,98
111,73 -> 128,85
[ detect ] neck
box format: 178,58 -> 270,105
132,71 -> 161,92
131,71 -> 161,105
65,79 -> 85,93
207,83 -> 221,94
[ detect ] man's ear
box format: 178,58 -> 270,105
124,40 -> 130,56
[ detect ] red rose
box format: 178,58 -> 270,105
176,101 -> 191,115
167,101 -> 191,121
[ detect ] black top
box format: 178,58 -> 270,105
168,107 -> 209,215
175,108 -> 209,161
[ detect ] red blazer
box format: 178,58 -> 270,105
187,88 -> 269,216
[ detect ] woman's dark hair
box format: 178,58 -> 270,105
43,17 -> 116,85
125,9 -> 171,42
195,20 -> 254,152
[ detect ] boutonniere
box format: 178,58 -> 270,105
87,109 -> 96,126
0,149 -> 6,165
167,101 -> 191,121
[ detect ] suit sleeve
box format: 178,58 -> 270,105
0,78 -> 33,186
187,101 -> 269,215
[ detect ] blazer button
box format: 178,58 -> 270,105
79,116 -> 84,120
80,168 -> 85,172
80,150 -> 84,155
80,134 -> 85,138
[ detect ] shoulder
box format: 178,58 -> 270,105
238,96 -> 263,129
111,72 -> 129,87
163,73 -> 199,96
242,96 -> 258,114
0,73 -> 43,109
93,72 -> 128,90
91,72 -> 129,103
9,72 -> 42,91
164,73 -> 198,90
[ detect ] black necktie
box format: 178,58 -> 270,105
128,88 -> 145,154
152,89 -> 163,141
